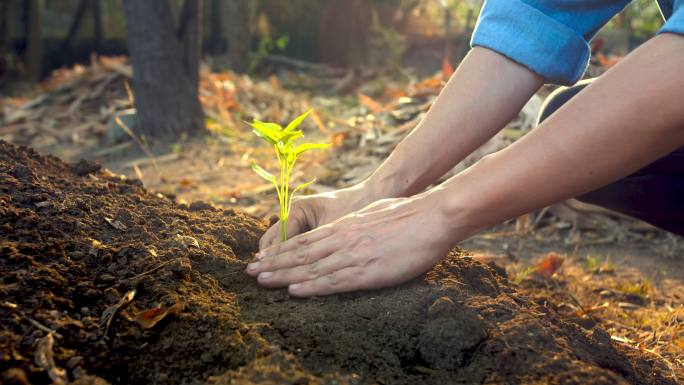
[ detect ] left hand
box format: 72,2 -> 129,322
244,193 -> 457,297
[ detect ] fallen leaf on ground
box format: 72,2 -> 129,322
179,178 -> 198,189
104,217 -> 127,231
175,234 -> 200,249
135,303 -> 185,329
441,55 -> 454,78
34,333 -> 68,385
99,289 -> 136,337
534,252 -> 565,279
357,93 -> 384,114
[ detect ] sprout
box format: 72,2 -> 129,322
247,110 -> 330,241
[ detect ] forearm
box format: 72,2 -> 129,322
362,47 -> 543,200
433,33 -> 684,237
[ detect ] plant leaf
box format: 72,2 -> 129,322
248,120 -> 282,144
251,163 -> 277,184
280,130 -> 303,146
288,178 -> 317,214
285,109 -> 312,132
294,142 -> 331,157
292,178 -> 316,196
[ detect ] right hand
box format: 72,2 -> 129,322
259,184 -> 374,250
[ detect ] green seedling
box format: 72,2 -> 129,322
247,110 -> 330,241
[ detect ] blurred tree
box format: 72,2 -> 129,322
208,0 -> 226,54
0,0 -> 8,82
318,0 -> 372,67
62,0 -> 103,53
226,0 -> 254,73
123,0 -> 204,138
178,0 -> 202,90
93,0 -> 102,52
26,0 -> 43,80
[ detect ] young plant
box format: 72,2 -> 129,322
247,110 -> 330,241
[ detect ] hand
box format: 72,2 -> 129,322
246,192 -> 458,297
259,184 -> 375,250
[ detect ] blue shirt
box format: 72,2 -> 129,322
471,0 -> 684,85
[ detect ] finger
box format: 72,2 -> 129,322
287,267 -> 367,297
257,250 -> 355,288
257,223 -> 334,260
259,207 -> 309,251
247,234 -> 340,277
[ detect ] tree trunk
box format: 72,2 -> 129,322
26,0 -> 43,80
226,0 -> 254,73
62,0 -> 88,51
209,0 -> 226,54
0,0 -> 9,82
123,0 -> 204,138
93,0 -> 102,52
318,0 -> 372,68
178,0 -> 202,91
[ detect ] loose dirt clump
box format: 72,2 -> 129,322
0,140 -> 675,384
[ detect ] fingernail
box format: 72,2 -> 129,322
258,272 -> 273,280
255,251 -> 265,260
289,283 -> 301,291
247,262 -> 260,271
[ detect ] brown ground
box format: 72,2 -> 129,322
0,140 -> 677,384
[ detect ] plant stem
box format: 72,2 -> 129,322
280,218 -> 287,241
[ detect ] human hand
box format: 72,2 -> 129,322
247,192 -> 457,297
259,184 -> 375,250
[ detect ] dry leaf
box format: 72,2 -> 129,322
441,55 -> 454,78
135,303 -> 184,329
175,234 -> 200,249
534,252 -> 564,279
331,132 -> 349,148
178,178 -> 198,189
104,216 -> 127,231
34,334 -> 68,385
99,289 -> 136,337
357,93 -> 384,114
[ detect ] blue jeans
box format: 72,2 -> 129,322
538,80 -> 684,236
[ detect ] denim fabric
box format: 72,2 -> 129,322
471,0 -> 682,85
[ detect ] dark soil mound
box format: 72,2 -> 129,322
0,140 -> 673,385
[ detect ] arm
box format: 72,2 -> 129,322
248,33 -> 684,297
258,0 -> 629,248
259,48 -> 542,248
435,33 -> 684,237
362,47 -> 542,200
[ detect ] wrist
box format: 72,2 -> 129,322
422,178 -> 487,243
359,165 -> 409,202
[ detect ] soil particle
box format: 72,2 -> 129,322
0,141 -> 675,385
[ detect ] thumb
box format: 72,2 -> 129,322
258,205 -> 310,251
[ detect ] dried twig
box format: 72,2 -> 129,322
28,317 -> 64,339
114,116 -> 163,178
99,289 -> 136,337
1,301 -> 64,339
121,258 -> 180,283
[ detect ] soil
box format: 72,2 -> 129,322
0,140 -> 675,385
